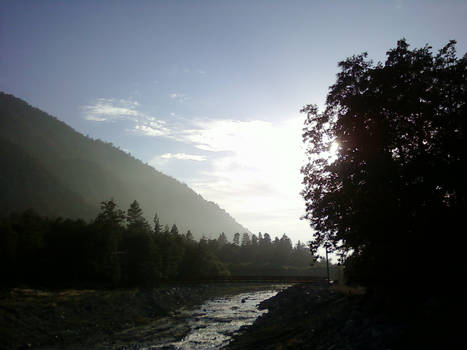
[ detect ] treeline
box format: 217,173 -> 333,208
0,199 -> 328,288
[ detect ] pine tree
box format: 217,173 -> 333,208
217,232 -> 228,245
95,198 -> 125,226
170,224 -> 179,235
233,232 -> 240,245
126,200 -> 150,234
153,212 -> 162,235
93,199 -> 125,286
185,230 -> 194,240
241,232 -> 251,246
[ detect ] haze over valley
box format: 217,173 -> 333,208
0,93 -> 248,239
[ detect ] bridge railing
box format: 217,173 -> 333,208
170,275 -> 330,285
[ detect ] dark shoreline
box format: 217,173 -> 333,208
2,283 -> 462,349
0,283 -> 281,350
225,283 -> 461,350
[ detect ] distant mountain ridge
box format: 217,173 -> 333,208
0,92 -> 249,238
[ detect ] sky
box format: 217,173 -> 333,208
1,0 -> 466,244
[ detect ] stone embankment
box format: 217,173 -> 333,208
225,283 -> 459,349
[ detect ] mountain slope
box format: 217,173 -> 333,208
0,92 -> 248,238
0,138 -> 95,219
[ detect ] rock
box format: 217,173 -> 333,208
225,284 -> 426,350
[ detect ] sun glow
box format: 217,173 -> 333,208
329,140 -> 339,162
150,116 -> 312,241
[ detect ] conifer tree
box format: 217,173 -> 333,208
126,200 -> 150,234
153,212 -> 162,235
170,224 -> 179,235
217,232 -> 228,245
233,232 -> 240,245
185,230 -> 194,240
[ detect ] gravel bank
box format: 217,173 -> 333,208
224,283 -> 462,349
0,284 -> 277,350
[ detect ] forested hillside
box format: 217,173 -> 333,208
0,93 -> 248,238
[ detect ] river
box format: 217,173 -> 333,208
141,286 -> 286,350
32,285 -> 287,350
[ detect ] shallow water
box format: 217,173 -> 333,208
144,288 -> 283,350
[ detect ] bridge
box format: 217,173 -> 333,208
173,275 -> 330,286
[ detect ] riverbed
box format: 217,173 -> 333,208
146,288 -> 283,350
5,284 -> 288,350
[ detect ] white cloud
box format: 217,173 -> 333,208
83,98 -> 170,137
85,115 -> 108,122
134,118 -> 170,137
134,124 -> 168,137
82,98 -> 140,121
160,153 -> 207,161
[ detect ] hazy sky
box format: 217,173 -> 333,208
1,0 -> 466,243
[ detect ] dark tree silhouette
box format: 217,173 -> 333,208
301,40 -> 466,289
95,199 -> 125,226
217,232 -> 228,245
185,230 -> 194,240
126,200 -> 151,233
1,202 -> 324,288
241,232 -> 251,246
153,212 -> 162,235
233,232 -> 240,245
92,199 -> 126,286
170,224 -> 179,235
123,201 -> 156,286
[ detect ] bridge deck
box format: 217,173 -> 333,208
173,276 -> 330,285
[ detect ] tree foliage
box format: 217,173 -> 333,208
0,201 -> 325,288
301,39 -> 466,288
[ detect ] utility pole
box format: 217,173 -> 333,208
325,244 -> 330,284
